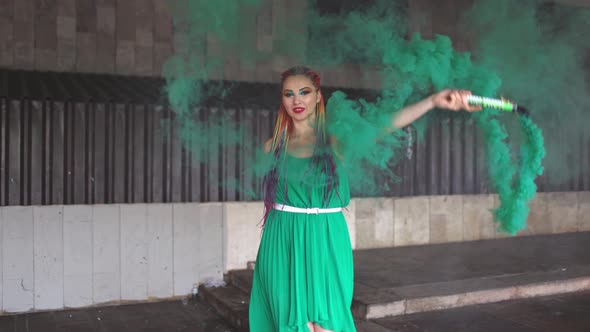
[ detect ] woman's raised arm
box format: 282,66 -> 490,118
391,89 -> 482,130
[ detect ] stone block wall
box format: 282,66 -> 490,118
0,0 -> 174,76
0,0 -> 474,88
0,203 -> 223,313
354,192 -> 590,249
0,0 -> 586,85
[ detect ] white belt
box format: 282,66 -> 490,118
273,203 -> 342,215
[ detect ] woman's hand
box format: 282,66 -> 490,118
431,89 -> 482,112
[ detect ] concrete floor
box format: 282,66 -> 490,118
1,291 -> 589,331
2,232 -> 590,331
0,300 -> 233,332
372,291 -> 590,332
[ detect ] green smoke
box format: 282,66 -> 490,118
491,116 -> 545,234
163,0 -> 562,233
303,0 -> 548,233
464,0 -> 590,187
163,0 -> 264,148
163,1 -> 266,199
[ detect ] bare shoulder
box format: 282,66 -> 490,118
264,138 -> 273,153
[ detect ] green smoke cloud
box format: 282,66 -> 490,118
464,0 -> 590,187
162,0 -> 573,233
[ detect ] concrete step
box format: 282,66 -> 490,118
352,266 -> 590,319
351,232 -> 590,319
226,269 -> 254,295
220,267 -> 590,322
198,283 -> 250,331
215,233 -> 590,322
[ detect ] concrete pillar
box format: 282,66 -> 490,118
120,204 -> 148,300
92,204 -> 121,304
33,206 -> 64,310
548,192 -> 579,233
429,195 -> 463,243
146,204 -> 173,298
463,194 -> 495,241
354,198 -> 395,249
579,192 -> 590,231
224,202 -> 260,272
172,203 -> 201,296
63,205 -> 93,307
524,193 -> 553,236
198,203 -> 224,282
2,207 -> 34,312
394,196 -> 430,246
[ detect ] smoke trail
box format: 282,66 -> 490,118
302,0 -> 548,233
492,116 -> 545,234
162,1 -> 266,199
464,0 -> 590,187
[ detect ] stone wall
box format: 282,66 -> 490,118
0,0 -> 481,89
0,0 -> 174,76
354,192 -> 590,249
0,192 -> 588,313
0,203 -> 223,313
0,0 -> 586,85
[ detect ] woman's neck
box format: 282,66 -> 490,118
291,120 -> 315,140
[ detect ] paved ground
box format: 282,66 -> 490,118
1,291 -> 589,331
0,299 -> 234,332
372,291 -> 590,332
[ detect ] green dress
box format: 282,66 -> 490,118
249,153 -> 356,331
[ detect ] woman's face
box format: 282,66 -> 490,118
281,75 -> 321,122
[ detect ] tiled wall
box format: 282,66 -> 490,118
0,0 -> 586,85
0,0 -> 471,88
0,0 -> 174,76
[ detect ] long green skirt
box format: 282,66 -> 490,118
249,155 -> 356,331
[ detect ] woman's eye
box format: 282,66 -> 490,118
284,92 -> 293,97
300,90 -> 310,96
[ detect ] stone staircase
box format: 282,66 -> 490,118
199,232 -> 590,331
198,270 -> 253,331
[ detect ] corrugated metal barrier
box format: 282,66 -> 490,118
0,69 -> 587,206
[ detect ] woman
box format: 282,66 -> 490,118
249,66 -> 480,332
